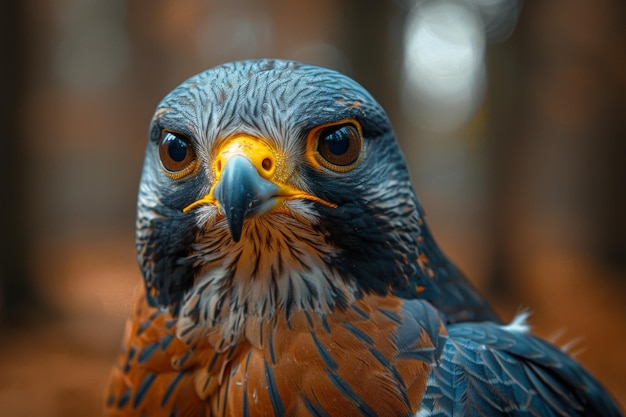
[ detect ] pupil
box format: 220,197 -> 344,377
326,129 -> 349,155
168,137 -> 187,162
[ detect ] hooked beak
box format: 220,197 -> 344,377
183,136 -> 336,242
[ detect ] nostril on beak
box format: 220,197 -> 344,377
262,157 -> 273,172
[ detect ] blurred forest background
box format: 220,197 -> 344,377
0,0 -> 625,415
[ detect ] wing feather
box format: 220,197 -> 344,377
420,317 -> 623,416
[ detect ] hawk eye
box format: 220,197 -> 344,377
158,131 -> 198,178
315,123 -> 363,171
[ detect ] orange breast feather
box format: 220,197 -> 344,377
106,288 -> 445,417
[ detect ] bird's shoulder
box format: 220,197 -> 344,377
105,286 -> 209,416
420,315 -> 624,417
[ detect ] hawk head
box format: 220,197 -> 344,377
136,59 -> 455,346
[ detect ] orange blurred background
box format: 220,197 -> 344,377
0,1 -> 625,415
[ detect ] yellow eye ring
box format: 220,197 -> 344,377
158,131 -> 199,179
308,119 -> 363,172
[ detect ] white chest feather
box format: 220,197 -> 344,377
176,201 -> 357,348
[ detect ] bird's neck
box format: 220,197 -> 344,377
177,212 -> 358,349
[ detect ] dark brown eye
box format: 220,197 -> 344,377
158,131 -> 198,178
315,123 -> 362,171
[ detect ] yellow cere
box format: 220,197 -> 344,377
183,135 -> 337,213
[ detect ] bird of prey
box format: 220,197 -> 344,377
106,59 -> 622,416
